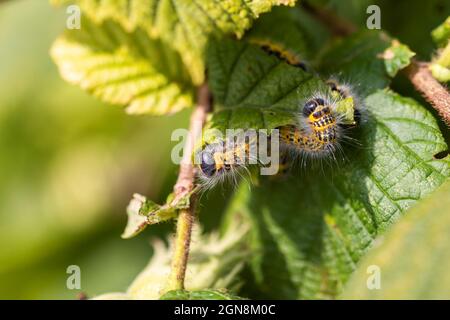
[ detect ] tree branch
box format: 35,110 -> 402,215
165,83 -> 211,291
302,1 -> 356,37
404,61 -> 450,126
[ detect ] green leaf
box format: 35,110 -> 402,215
203,36 -> 332,145
51,16 -> 194,115
160,289 -> 245,300
51,0 -> 297,84
305,0 -> 374,26
379,40 -> 415,77
226,90 -> 449,299
122,191 -> 193,239
431,16 -> 450,48
317,31 -> 391,96
371,1 -> 450,57
341,179 -> 450,299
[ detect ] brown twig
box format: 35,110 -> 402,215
405,61 -> 450,126
302,1 -> 356,37
165,83 -> 211,291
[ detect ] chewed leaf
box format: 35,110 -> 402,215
431,16 -> 450,48
51,16 -> 194,115
160,289 -> 246,300
122,191 -> 194,239
379,40 -> 416,77
51,0 -> 297,84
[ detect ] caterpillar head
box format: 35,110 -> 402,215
197,142 -> 228,178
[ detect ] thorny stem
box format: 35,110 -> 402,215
435,41 -> 450,67
405,61 -> 450,126
165,83 -> 211,292
304,2 -> 450,126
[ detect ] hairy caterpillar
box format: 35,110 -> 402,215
279,97 -> 340,159
249,38 -> 308,71
195,137 -> 257,189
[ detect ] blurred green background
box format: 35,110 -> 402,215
0,0 -> 194,299
0,0 -> 448,299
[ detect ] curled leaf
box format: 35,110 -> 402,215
379,40 -> 415,77
121,190 -> 194,239
160,289 -> 246,300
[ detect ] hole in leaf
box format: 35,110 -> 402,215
433,150 -> 449,159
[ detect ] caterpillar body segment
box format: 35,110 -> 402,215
249,38 -> 309,71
